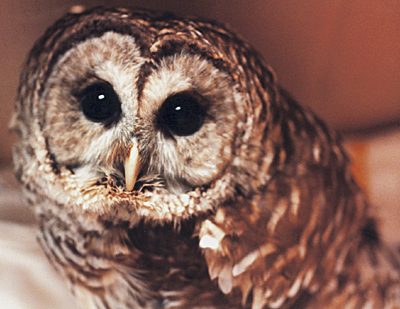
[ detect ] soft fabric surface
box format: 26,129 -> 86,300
0,166 -> 77,308
0,221 -> 78,309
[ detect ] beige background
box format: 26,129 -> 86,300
1,0 -> 400,164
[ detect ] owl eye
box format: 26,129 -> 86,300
79,82 -> 121,123
159,93 -> 205,136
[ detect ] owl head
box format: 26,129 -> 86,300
11,7 -> 288,223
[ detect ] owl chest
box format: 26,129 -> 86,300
59,215 -> 233,307
38,205 -> 244,308
127,219 -> 210,290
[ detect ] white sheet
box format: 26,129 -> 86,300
0,221 -> 78,309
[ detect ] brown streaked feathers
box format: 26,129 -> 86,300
11,6 -> 400,309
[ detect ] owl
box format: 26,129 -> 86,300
11,6 -> 400,309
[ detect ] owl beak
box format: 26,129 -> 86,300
124,142 -> 141,191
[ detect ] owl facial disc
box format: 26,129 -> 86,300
124,140 -> 141,191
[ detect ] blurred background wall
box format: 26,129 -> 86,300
1,0 -> 400,165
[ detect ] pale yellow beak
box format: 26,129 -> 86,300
124,141 -> 141,191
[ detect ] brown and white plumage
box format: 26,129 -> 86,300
11,6 -> 400,309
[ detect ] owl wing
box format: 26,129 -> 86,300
199,197 -> 400,309
198,194 -> 308,309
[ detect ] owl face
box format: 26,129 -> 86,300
13,7 -> 277,221
43,31 -> 238,192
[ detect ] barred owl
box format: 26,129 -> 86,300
11,6 -> 400,309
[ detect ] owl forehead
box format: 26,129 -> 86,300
56,32 -> 144,84
32,7 -> 241,99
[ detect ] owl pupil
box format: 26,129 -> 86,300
159,93 -> 205,136
80,82 -> 121,123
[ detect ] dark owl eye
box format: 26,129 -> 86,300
80,82 -> 121,123
159,93 -> 205,136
